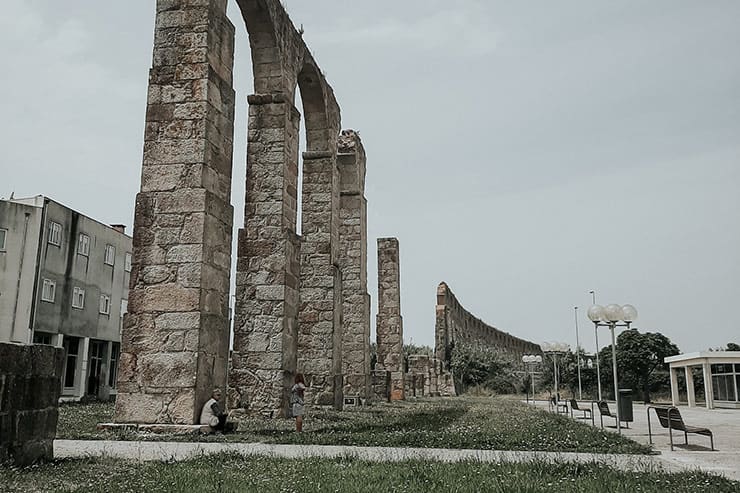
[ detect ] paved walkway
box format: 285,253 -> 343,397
54,439 -> 689,477
530,399 -> 740,481
51,400 -> 740,481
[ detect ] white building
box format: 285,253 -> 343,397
0,195 -> 131,401
665,352 -> 740,410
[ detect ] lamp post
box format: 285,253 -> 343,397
542,342 -> 570,401
522,354 -> 543,403
574,306 -> 582,400
589,290 -> 602,401
587,303 -> 638,434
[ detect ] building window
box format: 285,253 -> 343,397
33,332 -> 53,345
99,294 -> 111,315
77,233 -> 90,256
72,287 -> 85,309
109,342 -> 120,388
48,222 -> 62,246
41,279 -> 56,303
0,228 -> 7,251
87,341 -> 106,396
63,337 -> 80,389
124,252 -> 132,272
104,244 -> 116,265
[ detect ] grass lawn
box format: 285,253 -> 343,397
2,454 -> 738,493
59,396 -> 650,454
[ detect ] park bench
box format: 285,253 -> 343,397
569,399 -> 594,425
549,396 -> 568,415
596,400 -> 624,429
647,406 -> 714,451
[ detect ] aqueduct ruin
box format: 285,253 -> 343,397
434,282 -> 542,394
115,0 -> 369,423
113,0 -> 542,425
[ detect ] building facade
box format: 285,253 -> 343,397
0,195 -> 131,400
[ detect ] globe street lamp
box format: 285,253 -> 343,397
542,342 -> 570,401
522,354 -> 543,403
587,303 -> 638,434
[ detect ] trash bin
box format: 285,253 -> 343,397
618,389 -> 633,423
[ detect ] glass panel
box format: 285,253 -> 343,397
735,364 -> 740,373
712,364 -> 732,374
737,375 -> 740,402
109,343 -> 120,388
33,332 -> 52,345
713,375 -> 736,401
63,337 -> 79,388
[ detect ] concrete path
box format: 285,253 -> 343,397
54,439 -> 688,476
51,400 -> 740,481
529,399 -> 740,481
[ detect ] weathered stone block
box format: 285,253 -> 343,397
0,343 -> 63,466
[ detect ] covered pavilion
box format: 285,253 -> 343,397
665,352 -> 740,409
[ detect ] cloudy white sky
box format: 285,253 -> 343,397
2,1 -> 739,354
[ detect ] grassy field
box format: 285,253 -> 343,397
2,454 -> 738,493
59,396 -> 651,454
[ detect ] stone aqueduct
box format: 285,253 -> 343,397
114,0 -> 541,425
435,282 -> 542,367
434,282 -> 542,384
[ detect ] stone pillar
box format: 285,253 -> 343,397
297,149 -> 343,409
230,93 -> 301,418
670,367 -> 680,406
371,369 -> 391,402
434,283 -> 449,363
685,366 -> 696,408
409,354 -> 430,398
115,0 -> 235,424
429,358 -> 440,397
337,130 -> 370,401
376,237 -> 404,400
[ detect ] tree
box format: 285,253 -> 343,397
726,342 -> 740,351
597,330 -> 679,403
449,342 -> 517,394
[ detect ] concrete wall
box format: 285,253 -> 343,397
0,197 -> 44,343
0,343 -> 64,466
34,199 -> 131,343
1,196 -> 131,402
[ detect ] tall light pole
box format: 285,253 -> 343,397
574,306 -> 582,400
587,303 -> 638,434
522,355 -> 542,403
589,290 -> 602,401
542,343 -> 570,400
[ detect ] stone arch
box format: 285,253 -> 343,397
231,0 -> 344,416
117,0 -> 357,425
236,0 -> 281,94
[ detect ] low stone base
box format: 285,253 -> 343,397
97,423 -> 213,435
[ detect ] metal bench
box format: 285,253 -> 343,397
549,396 -> 568,414
597,400 -> 620,429
647,406 -> 714,451
569,399 -> 594,425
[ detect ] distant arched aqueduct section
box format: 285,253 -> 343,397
116,0 -> 369,424
435,282 -> 542,366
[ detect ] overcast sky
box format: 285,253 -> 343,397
2,1 -> 739,354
